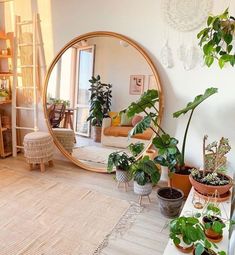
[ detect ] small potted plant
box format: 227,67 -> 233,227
87,75 -> 112,142
107,151 -> 135,186
202,203 -> 225,243
169,215 -> 204,253
189,136 -> 233,197
130,155 -> 160,199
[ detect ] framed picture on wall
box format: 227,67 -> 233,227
129,75 -> 144,95
148,75 -> 157,90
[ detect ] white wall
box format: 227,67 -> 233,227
48,0 -> 235,168
88,37 -> 153,112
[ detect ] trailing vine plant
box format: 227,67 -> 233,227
197,8 -> 235,68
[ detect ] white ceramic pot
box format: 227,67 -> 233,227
134,181 -> 152,196
116,169 -> 130,183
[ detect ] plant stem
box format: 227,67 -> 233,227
180,109 -> 194,167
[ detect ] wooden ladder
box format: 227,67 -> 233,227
12,13 -> 46,156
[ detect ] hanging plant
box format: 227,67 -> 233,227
197,8 -> 235,68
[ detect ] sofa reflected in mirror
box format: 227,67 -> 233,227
43,31 -> 163,172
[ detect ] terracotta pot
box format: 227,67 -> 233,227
202,216 -> 223,243
134,181 -> 152,196
175,243 -> 194,254
143,149 -> 157,160
169,166 -> 192,198
92,126 -> 101,143
189,172 -> 233,196
157,187 -> 184,218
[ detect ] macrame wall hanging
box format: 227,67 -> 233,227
160,0 -> 213,70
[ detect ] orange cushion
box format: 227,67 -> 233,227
108,112 -> 121,126
103,126 -> 153,140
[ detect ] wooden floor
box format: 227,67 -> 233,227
0,155 -> 170,255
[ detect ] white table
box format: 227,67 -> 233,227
163,186 -> 232,254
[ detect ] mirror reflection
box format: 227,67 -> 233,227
46,35 -> 160,171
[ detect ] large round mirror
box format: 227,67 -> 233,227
43,31 -> 163,172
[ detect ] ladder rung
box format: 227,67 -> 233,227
18,65 -> 34,68
15,127 -> 35,131
16,86 -> 35,89
15,107 -> 34,110
16,145 -> 24,149
17,20 -> 33,25
18,43 -> 42,47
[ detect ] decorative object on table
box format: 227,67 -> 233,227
87,75 -> 112,143
160,41 -> 174,68
192,191 -> 205,209
202,203 -> 225,243
162,0 -> 213,32
197,8 -> 235,68
23,132 -> 54,172
107,151 -> 135,191
129,75 -> 144,95
127,142 -> 144,157
189,136 -> 233,198
123,88 -> 217,216
130,155 -> 160,205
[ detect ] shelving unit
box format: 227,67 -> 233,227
0,31 -> 13,157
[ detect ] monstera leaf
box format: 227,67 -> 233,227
128,115 -> 151,137
173,87 -> 218,118
126,89 -> 159,118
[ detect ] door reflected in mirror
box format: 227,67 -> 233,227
45,32 -> 163,172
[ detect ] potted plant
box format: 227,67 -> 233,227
127,142 -> 144,157
190,136 -> 233,197
107,151 -> 135,188
201,203 -> 226,243
197,8 -> 235,68
169,215 -> 205,253
123,88 -> 217,216
130,155 -> 160,201
87,75 -> 112,142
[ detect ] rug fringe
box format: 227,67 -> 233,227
93,202 -> 143,255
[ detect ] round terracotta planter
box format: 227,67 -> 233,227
157,187 -> 184,218
175,243 -> 194,254
202,216 -> 223,243
169,166 -> 192,198
189,173 -> 233,196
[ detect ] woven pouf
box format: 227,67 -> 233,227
23,132 -> 54,172
52,128 -> 75,154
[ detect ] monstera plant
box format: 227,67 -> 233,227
198,8 -> 235,68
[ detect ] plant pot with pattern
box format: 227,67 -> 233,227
107,151 -> 135,189
87,75 -> 112,143
131,156 -> 160,203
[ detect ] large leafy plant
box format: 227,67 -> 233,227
130,155 -> 160,185
124,88 -> 217,173
87,75 -> 112,127
107,151 -> 135,172
197,8 -> 235,68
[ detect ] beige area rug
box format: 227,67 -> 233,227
0,167 -> 138,255
72,146 -> 129,165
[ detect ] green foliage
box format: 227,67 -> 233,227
48,97 -> 70,107
173,88 -> 218,118
87,75 -> 112,127
130,156 -> 160,185
197,8 -> 235,68
127,142 -> 145,157
173,87 -> 218,167
107,151 -> 135,173
128,115 -> 152,137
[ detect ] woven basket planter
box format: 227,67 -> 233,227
116,169 -> 130,183
134,181 -> 152,196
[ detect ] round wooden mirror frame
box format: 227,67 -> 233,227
43,31 -> 164,172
